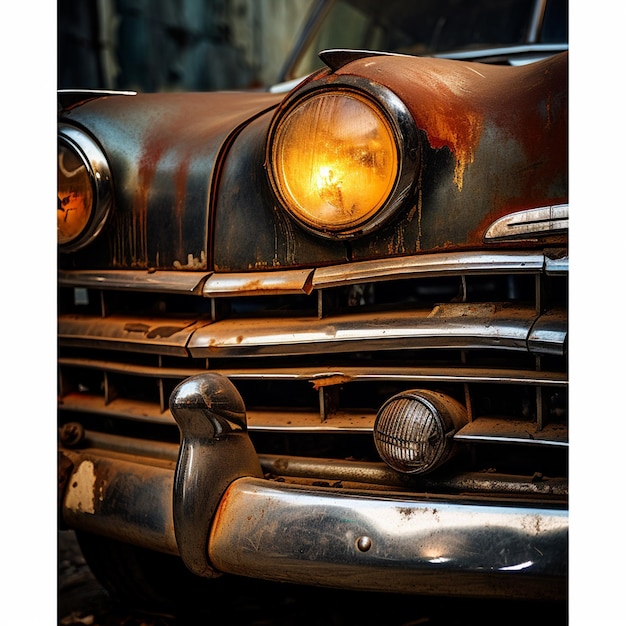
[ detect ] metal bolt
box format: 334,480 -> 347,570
356,536 -> 372,552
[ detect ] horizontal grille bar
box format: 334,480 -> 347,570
58,249 -> 567,295
59,306 -> 566,357
58,357 -> 567,386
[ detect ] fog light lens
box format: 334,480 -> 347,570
374,390 -> 467,475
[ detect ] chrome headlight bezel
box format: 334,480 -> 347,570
266,75 -> 420,240
58,124 -> 113,253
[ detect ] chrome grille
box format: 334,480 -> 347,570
58,249 -> 567,486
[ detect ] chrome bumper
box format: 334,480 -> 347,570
60,373 -> 567,600
210,477 -> 567,599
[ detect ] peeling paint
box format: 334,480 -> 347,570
65,460 -> 96,514
173,251 -> 207,269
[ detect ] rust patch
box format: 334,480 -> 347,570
311,374 -> 353,390
338,53 -> 567,199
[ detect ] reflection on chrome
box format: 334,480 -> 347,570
499,560 -> 535,571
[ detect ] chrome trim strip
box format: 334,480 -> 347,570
58,270 -> 210,294
188,307 -> 560,356
312,251 -> 546,289
545,253 -> 568,275
317,44 -> 567,67
455,418 -> 568,446
58,251 -> 568,295
209,477 -> 567,597
58,89 -> 137,110
60,395 -> 176,425
58,308 -> 565,357
528,310 -> 568,356
484,205 -> 568,241
435,43 -> 567,61
203,269 -> 314,297
58,358 -> 567,387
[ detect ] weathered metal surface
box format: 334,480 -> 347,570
214,53 -> 567,270
203,267 -> 314,296
60,53 -> 566,273
59,91 -> 282,270
61,449 -> 178,555
58,313 -> 210,356
340,52 -> 568,260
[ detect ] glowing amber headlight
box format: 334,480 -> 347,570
58,125 -> 113,252
268,80 -> 419,239
58,142 -> 93,244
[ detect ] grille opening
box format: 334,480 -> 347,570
320,273 -> 541,317
471,383 -> 562,424
542,273 -> 568,310
251,430 -> 379,461
59,365 -> 104,398
228,294 -> 317,317
59,286 -> 102,316
465,441 -> 567,478
59,411 -> 181,444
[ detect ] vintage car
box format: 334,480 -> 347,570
58,0 -> 568,613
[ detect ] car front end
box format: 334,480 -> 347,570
58,48 -> 568,606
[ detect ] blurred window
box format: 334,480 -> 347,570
288,0 -> 567,80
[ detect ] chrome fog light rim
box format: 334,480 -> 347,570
374,389 -> 468,475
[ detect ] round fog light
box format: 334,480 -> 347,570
374,390 -> 468,475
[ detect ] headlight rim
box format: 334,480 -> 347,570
266,75 -> 421,240
58,123 -> 113,253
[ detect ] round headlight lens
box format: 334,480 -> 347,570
58,141 -> 94,245
374,390 -> 468,475
270,91 -> 399,236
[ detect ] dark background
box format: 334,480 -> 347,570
57,0 -> 313,92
